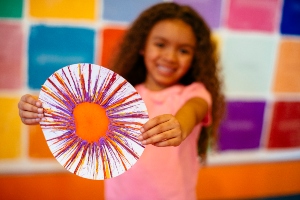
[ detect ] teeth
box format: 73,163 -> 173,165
158,66 -> 174,73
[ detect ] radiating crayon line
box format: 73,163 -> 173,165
39,63 -> 148,179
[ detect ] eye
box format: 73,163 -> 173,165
154,42 -> 165,48
179,48 -> 190,54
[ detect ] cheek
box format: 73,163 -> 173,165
180,57 -> 193,72
144,49 -> 158,65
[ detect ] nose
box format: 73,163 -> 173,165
163,48 -> 177,63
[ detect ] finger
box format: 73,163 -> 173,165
21,94 -> 43,108
141,128 -> 181,145
139,121 -> 174,142
141,114 -> 172,132
19,109 -> 44,119
21,117 -> 41,125
153,137 -> 181,147
18,103 -> 44,115
18,99 -> 44,114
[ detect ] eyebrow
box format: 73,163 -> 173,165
152,36 -> 196,49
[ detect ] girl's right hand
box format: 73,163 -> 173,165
18,94 -> 44,125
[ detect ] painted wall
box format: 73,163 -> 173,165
0,0 -> 300,199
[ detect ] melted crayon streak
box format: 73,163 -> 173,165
40,64 -> 148,179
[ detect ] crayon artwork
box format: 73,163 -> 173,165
39,63 -> 149,180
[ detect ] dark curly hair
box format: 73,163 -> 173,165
109,2 -> 225,161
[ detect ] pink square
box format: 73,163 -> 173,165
0,22 -> 23,89
225,0 -> 281,32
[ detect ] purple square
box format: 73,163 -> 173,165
218,101 -> 266,151
174,0 -> 222,29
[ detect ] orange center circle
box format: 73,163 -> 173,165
73,102 -> 109,143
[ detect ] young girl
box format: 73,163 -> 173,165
18,2 -> 224,200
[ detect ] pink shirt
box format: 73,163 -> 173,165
105,82 -> 212,200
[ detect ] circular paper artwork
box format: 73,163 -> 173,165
39,63 -> 149,180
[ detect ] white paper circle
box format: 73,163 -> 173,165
39,63 -> 148,180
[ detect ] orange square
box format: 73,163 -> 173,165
29,125 -> 54,158
273,39 -> 300,93
0,97 -> 22,158
29,0 -> 96,20
98,27 -> 126,68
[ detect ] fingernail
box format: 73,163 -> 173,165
37,108 -> 43,113
141,140 -> 147,145
138,135 -> 143,140
38,114 -> 44,118
140,127 -> 144,133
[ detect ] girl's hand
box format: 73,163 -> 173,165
18,94 -> 44,125
138,98 -> 209,147
138,114 -> 185,147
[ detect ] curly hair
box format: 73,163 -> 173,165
109,2 -> 225,161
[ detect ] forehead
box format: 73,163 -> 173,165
148,19 -> 196,46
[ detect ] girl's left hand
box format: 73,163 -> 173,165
138,114 -> 185,147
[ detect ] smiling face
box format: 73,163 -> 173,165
142,19 -> 196,91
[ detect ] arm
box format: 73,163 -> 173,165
138,97 -> 208,147
18,94 -> 44,125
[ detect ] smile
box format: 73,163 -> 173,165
157,65 -> 175,75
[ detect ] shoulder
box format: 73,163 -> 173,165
182,82 -> 207,93
134,84 -> 146,96
181,82 -> 211,103
134,84 -> 143,91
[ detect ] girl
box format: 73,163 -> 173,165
18,2 -> 224,200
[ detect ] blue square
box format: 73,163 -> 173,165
28,25 -> 95,89
102,0 -> 162,22
280,0 -> 300,35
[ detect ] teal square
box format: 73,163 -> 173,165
0,0 -> 23,18
28,25 -> 95,89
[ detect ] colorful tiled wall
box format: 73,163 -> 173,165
0,0 -> 300,199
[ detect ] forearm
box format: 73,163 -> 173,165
175,97 -> 208,140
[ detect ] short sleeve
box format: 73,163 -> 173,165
181,82 -> 212,126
